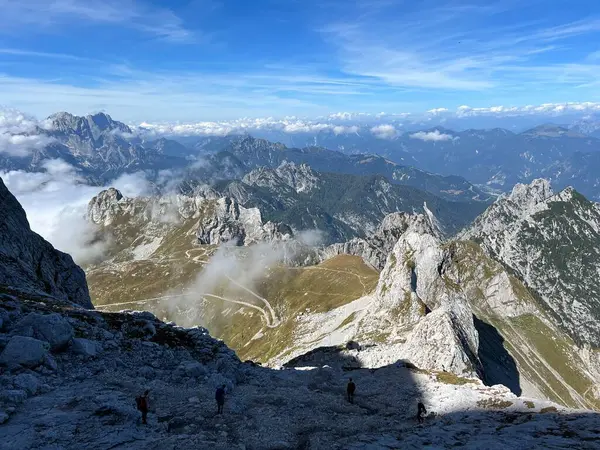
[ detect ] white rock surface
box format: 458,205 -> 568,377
1,293 -> 598,450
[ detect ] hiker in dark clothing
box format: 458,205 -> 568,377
215,384 -> 226,414
417,402 -> 427,423
347,378 -> 356,403
136,390 -> 150,424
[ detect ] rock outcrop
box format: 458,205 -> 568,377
87,188 -> 294,251
270,208 -> 600,410
0,177 -> 92,308
320,212 -> 442,270
243,161 -> 319,194
196,197 -> 293,246
461,179 -> 600,346
2,290 -> 595,450
87,188 -> 124,225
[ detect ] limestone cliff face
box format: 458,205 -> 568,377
87,188 -> 293,249
272,208 -> 600,410
320,212 -> 441,270
0,177 -> 92,308
196,197 -> 293,246
461,179 -> 600,347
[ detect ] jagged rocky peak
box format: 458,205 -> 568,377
231,135 -> 286,152
196,196 -> 293,246
87,188 -> 125,225
507,178 -> 554,210
86,187 -> 294,248
47,111 -> 131,135
320,211 -> 442,270
462,179 -> 600,347
274,161 -> 319,193
242,161 -> 319,194
0,177 -> 92,309
86,112 -> 130,133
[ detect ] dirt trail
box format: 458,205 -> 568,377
95,291 -> 279,328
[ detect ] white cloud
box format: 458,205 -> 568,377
1,162 -> 107,265
0,133 -> 55,157
139,118 -> 364,137
410,130 -> 456,142
0,108 -> 55,156
454,102 -> 600,117
0,160 -> 155,265
370,124 -> 399,139
427,108 -> 449,115
333,125 -> 359,135
0,108 -> 39,133
110,172 -> 154,197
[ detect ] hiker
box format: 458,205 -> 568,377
136,390 -> 150,424
215,384 -> 226,414
347,378 -> 356,403
417,402 -> 427,423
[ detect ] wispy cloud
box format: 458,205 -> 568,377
0,48 -> 94,61
0,159 -> 154,265
0,0 -> 193,42
321,3 -> 600,93
0,108 -> 55,156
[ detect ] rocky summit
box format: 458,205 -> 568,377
461,179 -> 600,347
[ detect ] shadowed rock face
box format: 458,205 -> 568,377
0,177 -> 92,308
1,290 -> 598,450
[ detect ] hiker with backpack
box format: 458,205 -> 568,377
136,390 -> 150,424
215,384 -> 226,414
347,378 -> 356,403
417,402 -> 427,423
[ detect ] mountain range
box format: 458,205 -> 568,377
1,112 -> 492,203
184,162 -> 486,243
78,175 -> 600,413
7,110 -> 600,202
227,124 -> 600,201
1,176 -> 598,447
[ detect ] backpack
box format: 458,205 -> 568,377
136,395 -> 147,411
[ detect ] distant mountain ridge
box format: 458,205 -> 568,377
183,162 -> 487,243
220,124 -> 600,200
1,112 -> 491,204
198,135 -> 492,203
1,112 -> 192,182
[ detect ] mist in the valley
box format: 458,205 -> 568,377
0,160 -> 158,266
158,230 -> 324,337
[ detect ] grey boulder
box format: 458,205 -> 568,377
72,338 -> 102,357
13,313 -> 74,351
13,373 -> 40,395
0,336 -> 50,368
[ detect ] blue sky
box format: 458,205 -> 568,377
2,0 -> 600,121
